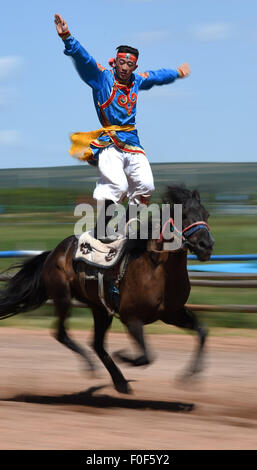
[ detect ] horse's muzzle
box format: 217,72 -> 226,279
185,233 -> 214,261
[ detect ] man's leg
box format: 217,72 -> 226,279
124,153 -> 155,207
123,153 -> 155,236
93,145 -> 128,238
93,145 -> 128,203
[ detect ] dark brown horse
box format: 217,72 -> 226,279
0,186 -> 214,394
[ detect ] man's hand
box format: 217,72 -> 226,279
54,14 -> 69,35
177,63 -> 190,78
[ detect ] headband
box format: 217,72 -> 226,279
108,52 -> 138,67
117,52 -> 138,62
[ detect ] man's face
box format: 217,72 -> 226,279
115,57 -> 138,83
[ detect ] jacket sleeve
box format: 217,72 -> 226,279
63,36 -> 104,90
138,69 -> 180,90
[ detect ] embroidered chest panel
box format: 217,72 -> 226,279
117,90 -> 137,116
99,81 -> 138,118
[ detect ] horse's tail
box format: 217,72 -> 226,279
0,251 -> 51,320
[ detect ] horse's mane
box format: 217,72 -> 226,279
163,184 -> 194,205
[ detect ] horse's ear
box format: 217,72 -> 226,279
192,189 -> 201,202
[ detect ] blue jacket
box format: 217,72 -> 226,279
63,36 -> 180,165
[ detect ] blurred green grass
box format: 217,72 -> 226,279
0,213 -> 257,331
1,213 -> 256,253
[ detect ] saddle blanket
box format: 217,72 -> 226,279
74,230 -> 127,269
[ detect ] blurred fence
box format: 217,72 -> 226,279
0,251 -> 257,314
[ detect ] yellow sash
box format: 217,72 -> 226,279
69,125 -> 135,161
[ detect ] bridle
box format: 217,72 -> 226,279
126,217 -> 212,256
157,218 -> 211,245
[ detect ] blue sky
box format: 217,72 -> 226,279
0,0 -> 257,168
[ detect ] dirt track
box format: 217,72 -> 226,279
0,327 -> 256,450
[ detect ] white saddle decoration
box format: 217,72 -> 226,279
74,230 -> 128,269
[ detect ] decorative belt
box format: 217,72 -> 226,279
69,125 -> 135,161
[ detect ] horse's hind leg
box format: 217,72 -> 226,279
114,318 -> 153,367
92,307 -> 131,394
163,306 -> 208,377
49,273 -> 95,372
54,298 -> 95,372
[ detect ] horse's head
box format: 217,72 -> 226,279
163,185 -> 214,261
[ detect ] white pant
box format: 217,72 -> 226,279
93,144 -> 155,205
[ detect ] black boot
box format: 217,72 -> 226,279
94,199 -> 115,240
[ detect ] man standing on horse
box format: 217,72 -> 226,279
54,14 -> 190,236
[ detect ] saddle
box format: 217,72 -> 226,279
73,230 -> 130,316
74,230 -> 128,269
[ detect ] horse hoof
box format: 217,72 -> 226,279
115,381 -> 132,394
174,369 -> 203,387
113,349 -> 134,365
113,351 -> 152,367
133,355 -> 152,367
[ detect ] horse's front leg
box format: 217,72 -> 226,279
162,306 -> 208,378
114,318 -> 154,367
92,307 -> 131,394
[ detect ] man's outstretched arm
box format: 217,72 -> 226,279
54,14 -> 104,90
138,63 -> 190,90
